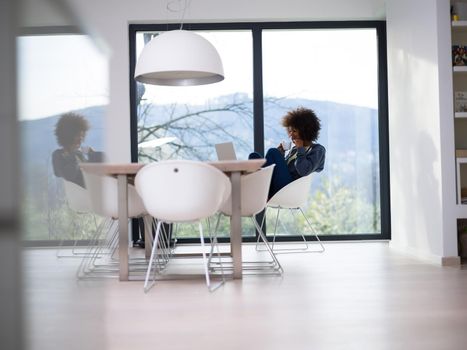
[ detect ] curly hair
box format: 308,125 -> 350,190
281,107 -> 321,142
54,112 -> 90,148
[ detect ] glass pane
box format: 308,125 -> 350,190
18,34 -> 108,241
262,29 -> 380,235
135,30 -> 254,237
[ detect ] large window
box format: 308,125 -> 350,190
129,22 -> 389,241
262,29 -> 381,236
135,30 -> 253,162
134,30 -> 255,238
18,32 -> 108,242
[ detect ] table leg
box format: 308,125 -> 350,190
143,215 -> 152,259
230,171 -> 242,279
117,174 -> 129,281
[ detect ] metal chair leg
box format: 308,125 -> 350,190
256,206 -> 325,254
252,217 -> 283,274
144,220 -> 162,293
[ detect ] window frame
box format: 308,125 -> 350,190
19,26 -> 108,247
128,21 -> 390,243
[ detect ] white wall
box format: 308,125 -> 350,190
19,0 -> 74,27
21,0 -> 460,262
437,1 -> 460,260
386,0 -> 457,263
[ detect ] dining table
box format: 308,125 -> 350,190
80,159 -> 265,281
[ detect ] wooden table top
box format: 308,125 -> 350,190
80,159 -> 265,176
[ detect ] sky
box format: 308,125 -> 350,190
17,35 -> 109,120
138,28 -> 378,109
17,28 -> 377,120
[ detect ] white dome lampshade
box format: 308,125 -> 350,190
134,30 -> 224,86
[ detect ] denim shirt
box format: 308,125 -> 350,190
52,149 -> 87,187
285,143 -> 326,180
52,148 -> 105,188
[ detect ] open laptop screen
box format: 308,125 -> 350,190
215,142 -> 237,161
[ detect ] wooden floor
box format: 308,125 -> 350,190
23,242 -> 467,350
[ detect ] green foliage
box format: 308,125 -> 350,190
22,195 -> 50,240
173,215 -> 257,239
264,208 -> 300,237
22,174 -> 101,241
22,193 -> 101,241
304,177 -> 381,235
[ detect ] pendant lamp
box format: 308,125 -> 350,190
134,29 -> 224,86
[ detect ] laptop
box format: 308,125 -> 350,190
215,142 -> 237,161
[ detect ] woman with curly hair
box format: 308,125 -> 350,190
249,107 -> 326,198
52,112 -> 102,187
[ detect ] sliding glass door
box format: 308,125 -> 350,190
18,32 -> 108,243
262,28 -> 381,236
133,30 -> 255,238
129,22 -> 389,241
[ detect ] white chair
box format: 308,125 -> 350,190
77,172 -> 153,278
257,174 -> 325,253
135,160 -> 231,292
56,179 -> 98,258
214,165 -> 282,274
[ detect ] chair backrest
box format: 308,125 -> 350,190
268,173 -> 313,209
62,179 -> 91,214
135,160 -> 231,223
82,171 -> 146,219
220,165 -> 275,217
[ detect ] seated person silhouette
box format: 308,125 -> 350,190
249,107 -> 326,199
52,112 -> 104,188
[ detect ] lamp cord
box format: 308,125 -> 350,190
167,0 -> 192,30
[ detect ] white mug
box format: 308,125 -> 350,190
281,140 -> 292,151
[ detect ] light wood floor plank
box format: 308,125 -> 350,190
23,242 -> 467,350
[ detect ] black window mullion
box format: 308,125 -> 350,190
129,27 -> 138,163
252,27 -> 264,155
252,27 -> 266,241
377,22 -> 390,240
